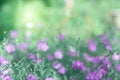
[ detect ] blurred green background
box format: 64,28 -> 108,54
0,0 -> 120,41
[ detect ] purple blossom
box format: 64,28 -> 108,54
102,58 -> 112,69
2,69 -> 9,75
33,57 -> 42,64
57,34 -> 66,40
27,54 -> 42,64
98,34 -> 112,50
88,39 -> 97,52
0,56 -> 9,65
3,75 -> 12,80
26,73 -> 38,80
58,66 -> 66,74
45,77 -> 54,80
83,53 -> 104,64
53,61 -> 62,69
54,51 -> 63,59
37,41 -> 49,52
27,54 -> 36,60
17,43 -> 29,52
86,72 -> 99,80
112,53 -> 120,61
46,54 -> 54,61
68,51 -> 79,57
72,60 -> 85,70
10,30 -> 18,39
98,34 -> 107,42
5,44 -> 15,54
83,53 -> 93,62
86,58 -> 110,80
115,64 -> 120,72
105,41 -> 112,50
86,68 -> 107,80
68,46 -> 79,57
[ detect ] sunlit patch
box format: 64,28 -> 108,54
26,22 -> 33,28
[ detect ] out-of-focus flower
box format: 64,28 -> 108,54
53,61 -> 62,69
57,34 -> 66,41
3,75 -> 12,80
112,53 -> 120,61
99,34 -> 107,42
68,46 -> 79,57
115,64 -> 120,72
17,43 -> 29,52
98,34 -> 112,50
5,44 -> 15,54
10,30 -> 18,39
68,51 -> 78,57
26,73 -> 38,80
86,72 -> 98,80
83,53 -> 104,64
33,57 -> 42,64
0,56 -> 9,65
104,41 -> 112,50
37,41 -> 49,52
98,55 -> 104,61
46,54 -> 54,61
27,54 -> 42,64
72,60 -> 85,70
54,51 -> 63,59
45,77 -> 54,80
83,53 -> 93,62
86,64 -> 109,80
2,69 -> 9,75
27,54 -> 36,60
88,39 -> 97,52
58,66 -> 66,74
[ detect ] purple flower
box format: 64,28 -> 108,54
68,51 -> 79,57
33,58 -> 42,64
68,46 -> 79,57
104,41 -> 112,50
27,73 -> 38,80
86,68 -> 107,80
115,64 -> 120,72
27,54 -> 42,64
45,77 -> 54,80
2,69 -> 9,75
3,75 -> 12,80
5,44 -> 15,54
37,41 -> 49,52
54,51 -> 63,59
102,58 -> 112,69
88,39 -> 97,52
86,72 -> 98,80
53,61 -> 62,69
98,34 -> 112,50
112,53 -> 120,61
46,54 -> 54,61
83,53 -> 93,62
10,30 -> 18,39
0,56 -> 9,65
58,66 -> 66,74
98,34 -> 107,42
57,34 -> 66,40
72,60 -> 85,70
27,54 -> 36,60
17,43 -> 29,52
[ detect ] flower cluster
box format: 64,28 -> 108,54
1,31 -> 120,80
